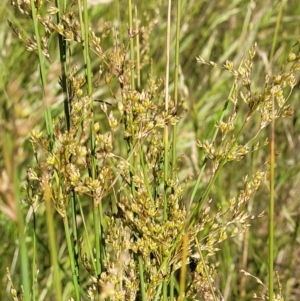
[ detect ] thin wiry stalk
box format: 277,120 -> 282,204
268,2 -> 284,298
127,0 -> 137,176
171,0 -> 181,179
92,206 -> 101,277
29,3 -> 58,297
79,0 -> 104,279
127,3 -> 148,299
163,0 -> 171,222
71,191 -> 80,282
30,0 -> 53,147
78,196 -> 97,272
190,116 -> 248,225
269,89 -> 275,301
240,228 -> 250,298
82,0 -> 93,96
55,0 -> 70,131
31,212 -> 36,301
44,177 -> 62,301
135,5 -> 141,90
189,83 -> 235,208
63,215 -> 80,301
13,157 -> 30,301
195,236 -> 218,301
162,1 -> 172,299
139,148 -> 155,205
270,0 -> 285,63
128,0 -> 135,88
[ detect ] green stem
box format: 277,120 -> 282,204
77,196 -> 97,272
31,211 -> 36,301
170,274 -> 175,301
163,0 -> 172,222
128,0 -> 135,88
79,0 -> 103,279
189,84 -> 234,208
93,205 -> 102,276
63,215 -> 80,301
162,1 -> 172,298
14,165 -> 30,301
195,236 -> 218,301
71,191 -> 80,281
135,6 -> 141,89
171,0 -> 181,180
270,0 -> 284,63
268,2 -> 284,299
268,91 -> 275,301
55,0 -> 70,131
30,0 -> 54,148
44,180 -> 62,301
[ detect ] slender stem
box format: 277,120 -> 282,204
171,0 -> 181,180
127,0 -> 137,196
189,83 -> 235,208
71,191 -> 79,281
178,232 -> 188,301
77,196 -> 97,272
55,0 -> 70,131
268,1 -> 284,297
32,211 -> 36,301
135,5 -> 141,90
93,205 -> 101,277
82,0 -> 93,96
79,0 -> 103,279
44,176 -> 62,301
13,158 -> 30,301
63,215 -> 80,301
163,0 -> 172,222
162,1 -> 172,299
269,89 -> 275,301
270,0 -> 284,63
195,236 -> 218,301
128,0 -> 135,88
190,100 -> 247,226
30,0 -> 53,148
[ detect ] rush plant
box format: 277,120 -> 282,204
2,0 -> 300,301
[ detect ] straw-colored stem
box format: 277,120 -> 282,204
178,232 -> 188,301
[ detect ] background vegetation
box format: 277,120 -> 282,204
0,0 -> 300,300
